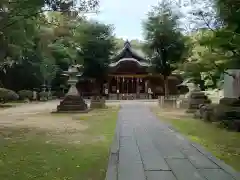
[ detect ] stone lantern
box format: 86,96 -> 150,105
56,63 -> 88,112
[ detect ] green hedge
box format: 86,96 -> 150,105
0,88 -> 19,103
18,90 -> 33,100
39,91 -> 48,101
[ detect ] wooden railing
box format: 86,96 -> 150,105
158,95 -> 179,108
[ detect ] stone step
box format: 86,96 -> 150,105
57,104 -> 87,111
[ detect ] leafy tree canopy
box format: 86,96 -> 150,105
143,1 -> 187,77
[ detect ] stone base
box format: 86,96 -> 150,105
186,91 -> 211,113
52,108 -> 91,114
90,97 -> 106,109
56,95 -> 88,112
186,109 -> 196,113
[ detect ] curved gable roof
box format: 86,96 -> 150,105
112,40 -> 148,62
109,58 -> 150,67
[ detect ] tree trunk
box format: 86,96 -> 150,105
199,80 -> 205,91
163,76 -> 169,97
93,79 -> 101,98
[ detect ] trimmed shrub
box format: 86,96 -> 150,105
39,91 -> 48,101
18,90 -> 33,100
53,91 -> 65,98
220,120 -> 240,132
0,88 -> 19,103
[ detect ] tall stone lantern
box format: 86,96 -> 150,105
56,63 -> 88,112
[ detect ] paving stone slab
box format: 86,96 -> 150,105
199,169 -> 237,180
111,134 -> 119,154
152,135 -> 186,159
106,104 -> 239,180
110,120 -> 120,154
135,129 -> 170,171
105,153 -> 118,180
192,143 -> 239,179
145,171 -> 177,180
120,123 -> 134,137
181,146 -> 219,169
118,137 -> 145,180
147,126 -> 186,159
166,159 -> 206,180
154,144 -> 186,159
161,118 -> 239,178
149,126 -> 191,148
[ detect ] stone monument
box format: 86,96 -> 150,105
56,64 -> 88,112
193,71 -> 240,131
183,83 -> 211,113
223,69 -> 240,98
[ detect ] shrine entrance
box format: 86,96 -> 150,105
105,41 -> 153,99
123,78 -> 137,93
108,75 -> 147,94
78,41 -> 183,99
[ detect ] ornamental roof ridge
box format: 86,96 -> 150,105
124,40 -> 131,48
109,58 -> 150,67
111,40 -> 148,63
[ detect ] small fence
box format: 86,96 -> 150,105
158,90 -> 223,109
158,95 -> 179,108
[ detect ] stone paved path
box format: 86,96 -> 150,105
105,104 -> 239,180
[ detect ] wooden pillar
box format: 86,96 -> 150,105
116,76 -> 119,100
137,78 -> 139,98
116,76 -> 118,92
126,79 -> 128,94
145,80 -> 148,93
122,77 -> 124,94
136,78 -> 139,94
106,77 -> 110,99
132,77 -> 134,94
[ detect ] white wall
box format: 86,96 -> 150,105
224,69 -> 240,98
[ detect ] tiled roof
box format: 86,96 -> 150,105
109,58 -> 150,67
112,40 -> 148,62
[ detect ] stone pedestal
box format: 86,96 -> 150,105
186,91 -> 211,113
90,96 -> 106,109
195,97 -> 240,131
56,84 -> 88,112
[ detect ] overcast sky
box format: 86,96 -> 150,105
89,0 -> 195,40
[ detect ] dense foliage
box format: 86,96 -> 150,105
0,0 -> 113,92
75,20 -> 116,93
179,0 -> 240,89
143,1 -> 187,95
1,0 -> 240,94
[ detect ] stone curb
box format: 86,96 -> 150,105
150,109 -> 239,179
191,142 -> 239,180
105,115 -> 120,180
105,153 -> 118,180
165,122 -> 239,179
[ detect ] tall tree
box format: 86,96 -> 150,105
74,20 -> 116,95
0,0 -> 99,67
143,1 -> 187,96
0,0 -> 99,91
191,0 -> 240,69
178,30 -> 228,90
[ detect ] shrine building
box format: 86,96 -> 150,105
79,41 -> 183,99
